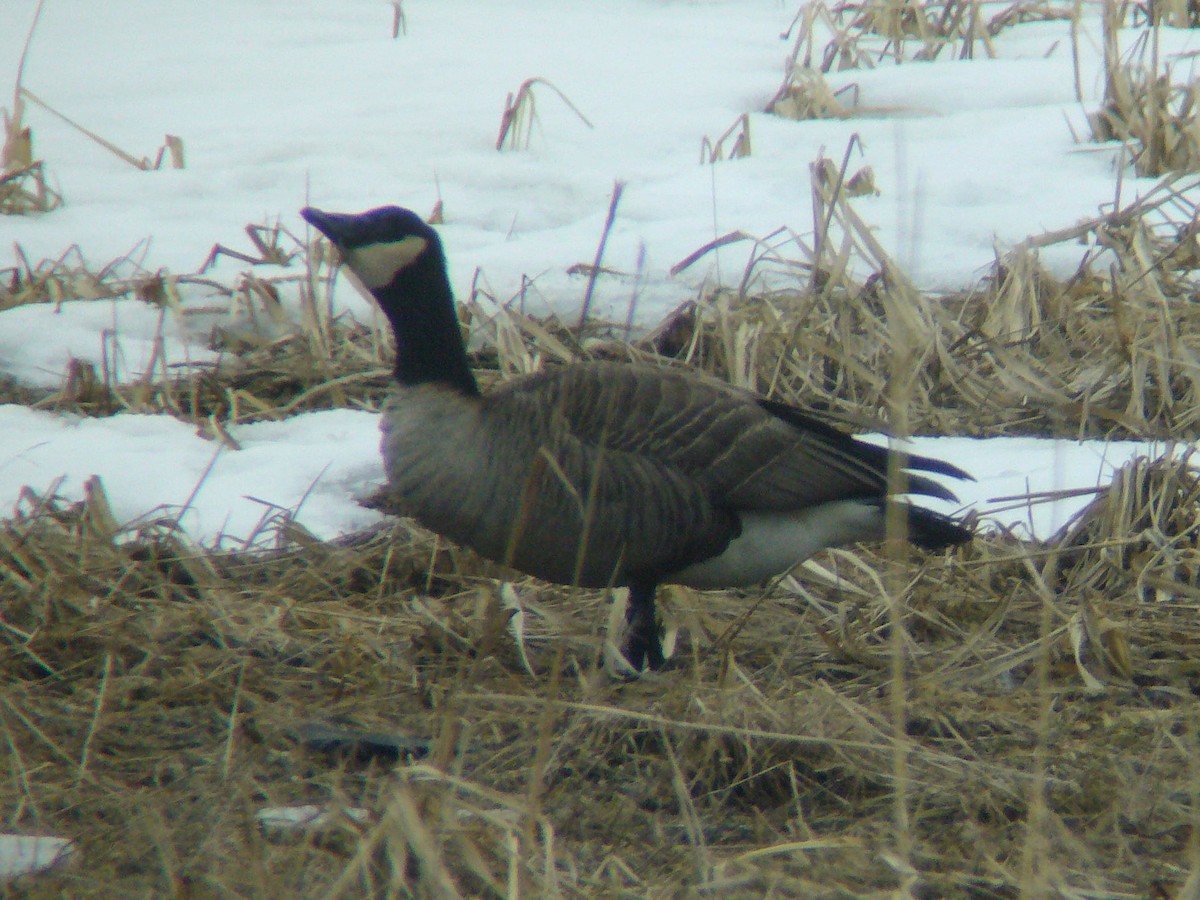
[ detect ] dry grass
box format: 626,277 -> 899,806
495,79 -> 594,152
3,0 -> 181,221
777,0 -> 1074,78
665,151 -> 1200,440
0,153 -> 62,216
767,68 -> 859,121
1133,0 -> 1200,31
19,88 -> 185,172
1089,0 -> 1200,176
4,445 -> 1199,896
700,114 -> 752,163
10,147 -> 1200,443
9,147 -> 1200,893
0,221 -> 396,423
1,4 -> 62,216
836,0 -> 1000,62
8,0 -> 1200,890
768,0 -> 1075,123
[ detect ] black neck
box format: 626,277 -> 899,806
372,246 -> 479,396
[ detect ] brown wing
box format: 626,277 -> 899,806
508,361 -> 964,511
473,375 -> 738,587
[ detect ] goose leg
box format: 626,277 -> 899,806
623,581 -> 666,671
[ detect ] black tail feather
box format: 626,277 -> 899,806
905,504 -> 973,550
757,399 -> 974,501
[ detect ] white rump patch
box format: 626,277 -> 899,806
672,501 -> 886,589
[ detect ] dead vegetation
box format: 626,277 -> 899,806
4,176 -> 1200,893
0,124 -> 62,216
4,429 -> 1200,895
495,78 -> 593,152
2,0 -> 183,220
665,151 -> 1200,441
767,0 -> 1076,121
3,284 -> 1200,892
1088,0 -> 1200,176
18,88 -> 185,172
700,114 -> 753,163
2,2 -> 62,216
7,143 -> 1200,447
7,21 -> 1200,886
778,0 -> 1059,72
0,220 -> 395,423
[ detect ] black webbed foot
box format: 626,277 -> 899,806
602,583 -> 672,677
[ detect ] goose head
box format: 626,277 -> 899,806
301,206 -> 440,291
302,205 -> 478,395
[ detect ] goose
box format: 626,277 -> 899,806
301,205 -> 973,672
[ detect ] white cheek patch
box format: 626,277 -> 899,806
345,236 -> 429,289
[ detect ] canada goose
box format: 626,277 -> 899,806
301,205 -> 973,672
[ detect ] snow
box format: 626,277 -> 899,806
0,296 -> 223,387
256,805 -> 370,832
0,833 -> 75,881
2,0 -> 1197,547
0,405 -> 385,541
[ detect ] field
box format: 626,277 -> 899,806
7,0 -> 1200,897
